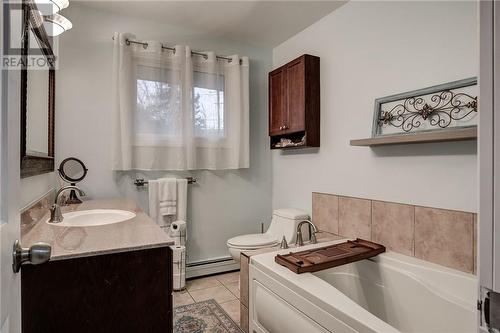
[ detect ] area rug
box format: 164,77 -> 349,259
174,299 -> 243,333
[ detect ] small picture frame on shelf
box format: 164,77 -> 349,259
372,77 -> 478,138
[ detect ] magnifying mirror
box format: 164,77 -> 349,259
58,157 -> 88,204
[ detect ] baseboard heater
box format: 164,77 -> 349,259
186,257 -> 239,279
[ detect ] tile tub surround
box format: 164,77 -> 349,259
22,198 -> 174,261
312,192 -> 477,274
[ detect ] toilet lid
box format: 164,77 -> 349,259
227,234 -> 278,248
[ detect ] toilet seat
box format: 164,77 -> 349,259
227,233 -> 279,249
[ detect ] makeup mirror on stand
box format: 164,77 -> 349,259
58,157 -> 88,204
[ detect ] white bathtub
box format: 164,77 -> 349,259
249,239 -> 477,333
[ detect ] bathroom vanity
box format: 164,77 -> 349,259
20,199 -> 174,333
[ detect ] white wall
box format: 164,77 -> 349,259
272,1 -> 478,214
56,4 -> 273,263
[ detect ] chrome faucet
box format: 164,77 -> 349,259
49,186 -> 86,223
295,220 -> 318,247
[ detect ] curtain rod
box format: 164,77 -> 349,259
112,36 -> 243,64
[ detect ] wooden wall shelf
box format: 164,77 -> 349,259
350,127 -> 477,147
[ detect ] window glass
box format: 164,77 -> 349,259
193,71 -> 225,138
135,65 -> 225,142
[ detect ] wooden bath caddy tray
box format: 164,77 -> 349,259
275,239 -> 385,274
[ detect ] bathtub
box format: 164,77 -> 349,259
249,239 -> 477,333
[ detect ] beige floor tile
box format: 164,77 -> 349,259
173,290 -> 195,307
216,271 -> 240,285
186,276 -> 222,291
219,299 -> 241,324
189,285 -> 237,303
225,281 -> 240,299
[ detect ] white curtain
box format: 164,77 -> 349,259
111,32 -> 249,171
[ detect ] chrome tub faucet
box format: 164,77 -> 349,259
295,220 -> 318,247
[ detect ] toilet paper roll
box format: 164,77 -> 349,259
170,221 -> 187,246
169,220 -> 187,238
171,245 -> 186,263
170,245 -> 186,290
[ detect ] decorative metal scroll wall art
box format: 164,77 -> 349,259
372,77 -> 478,137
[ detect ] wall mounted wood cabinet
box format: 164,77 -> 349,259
269,54 -> 320,149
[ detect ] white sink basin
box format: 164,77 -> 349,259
48,209 -> 136,227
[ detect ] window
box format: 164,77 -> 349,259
135,66 -> 225,142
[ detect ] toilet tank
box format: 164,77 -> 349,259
266,209 -> 309,244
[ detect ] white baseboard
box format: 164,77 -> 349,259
186,257 -> 239,279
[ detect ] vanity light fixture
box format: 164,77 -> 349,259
42,13 -> 72,36
34,0 -> 69,15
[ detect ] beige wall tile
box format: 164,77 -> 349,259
312,193 -> 339,234
415,207 -> 474,273
473,213 -> 477,275
240,255 -> 249,307
338,196 -> 372,239
240,303 -> 249,333
372,201 -> 414,256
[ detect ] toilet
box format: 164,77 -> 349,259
227,208 -> 309,262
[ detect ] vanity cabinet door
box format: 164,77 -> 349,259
269,67 -> 287,136
21,247 -> 172,333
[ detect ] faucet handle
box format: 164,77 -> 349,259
280,236 -> 289,249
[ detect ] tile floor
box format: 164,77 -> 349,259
173,271 -> 241,325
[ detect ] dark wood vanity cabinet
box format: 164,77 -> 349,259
21,247 -> 172,333
269,54 -> 320,149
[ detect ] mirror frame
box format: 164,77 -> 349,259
20,1 -> 56,178
58,157 -> 88,183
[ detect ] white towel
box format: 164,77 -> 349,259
149,178 -> 188,227
148,179 -> 166,226
158,178 -> 177,216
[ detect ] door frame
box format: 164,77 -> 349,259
479,0 -> 500,331
0,0 -> 23,332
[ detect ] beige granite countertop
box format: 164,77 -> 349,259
22,198 -> 174,261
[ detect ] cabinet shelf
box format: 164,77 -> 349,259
350,127 -> 477,147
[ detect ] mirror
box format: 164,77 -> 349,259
58,157 -> 88,183
21,5 -> 56,178
58,158 -> 88,204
